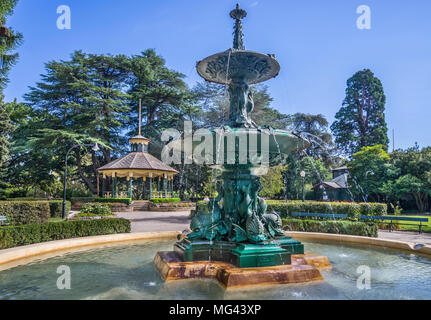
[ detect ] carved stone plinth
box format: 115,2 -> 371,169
154,251 -> 331,289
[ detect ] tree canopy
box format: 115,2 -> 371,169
8,50 -> 196,195
331,69 -> 388,157
0,0 -> 21,199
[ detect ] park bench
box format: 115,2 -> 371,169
0,215 -> 9,226
290,212 -> 428,234
291,212 -> 348,220
359,215 -> 428,234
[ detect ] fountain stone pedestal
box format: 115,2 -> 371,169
154,251 -> 331,289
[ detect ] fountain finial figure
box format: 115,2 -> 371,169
230,3 -> 247,50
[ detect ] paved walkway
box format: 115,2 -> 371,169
378,230 -> 431,245
116,211 -> 191,233
114,211 -> 431,245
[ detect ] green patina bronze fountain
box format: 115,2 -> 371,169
171,4 -> 311,269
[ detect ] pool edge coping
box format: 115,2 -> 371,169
285,232 -> 431,255
0,232 -> 181,268
0,231 -> 430,271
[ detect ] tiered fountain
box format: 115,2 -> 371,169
154,4 -> 331,289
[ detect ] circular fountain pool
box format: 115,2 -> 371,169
0,239 -> 430,300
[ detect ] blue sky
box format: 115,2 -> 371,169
4,0 -> 431,150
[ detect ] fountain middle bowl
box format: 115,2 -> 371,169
166,127 -> 311,172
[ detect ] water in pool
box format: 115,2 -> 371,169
0,239 -> 430,300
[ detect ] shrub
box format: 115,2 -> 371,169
71,197 -> 95,205
95,198 -> 132,205
98,203 -> 126,208
48,200 -> 72,218
0,218 -> 131,249
79,203 -> 112,216
267,200 -> 387,220
5,188 -> 27,198
0,201 -> 50,225
282,218 -> 378,237
150,198 -> 181,203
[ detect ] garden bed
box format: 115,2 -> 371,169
72,202 -> 132,212
69,216 -> 119,221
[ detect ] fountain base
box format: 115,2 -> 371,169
174,237 -> 305,268
154,251 -> 331,289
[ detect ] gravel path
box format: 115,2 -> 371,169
115,211 -> 191,233
378,230 -> 431,245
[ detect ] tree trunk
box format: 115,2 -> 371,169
412,192 -> 428,212
75,149 -> 97,194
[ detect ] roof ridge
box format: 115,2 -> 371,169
98,152 -> 178,173
129,152 -> 138,168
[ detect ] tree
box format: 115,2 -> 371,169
0,100 -> 12,198
291,113 -> 336,166
385,146 -> 431,211
127,49 -> 198,155
0,0 -> 21,198
298,156 -> 331,187
0,0 -> 22,89
193,82 -> 291,129
385,174 -> 431,212
331,69 -> 388,157
348,145 -> 391,202
282,155 -> 330,200
260,165 -> 285,198
21,51 -> 130,194
11,50 -> 197,196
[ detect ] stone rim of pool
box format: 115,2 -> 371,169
1,231 -> 430,273
1,235 -> 431,300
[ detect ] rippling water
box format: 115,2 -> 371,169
0,239 -> 430,300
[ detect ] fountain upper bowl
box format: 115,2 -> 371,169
197,49 -> 280,85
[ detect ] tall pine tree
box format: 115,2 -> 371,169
23,52 -> 130,194
331,69 -> 388,157
0,0 -> 21,199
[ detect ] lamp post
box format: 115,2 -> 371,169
62,143 -> 100,219
300,170 -> 306,202
364,170 -> 374,202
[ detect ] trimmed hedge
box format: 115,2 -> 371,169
0,218 -> 131,249
267,200 -> 387,220
5,199 -> 72,218
6,197 -> 49,201
95,198 -> 132,205
0,201 -> 50,225
283,218 -> 378,237
150,198 -> 181,203
196,200 -> 387,220
48,200 -> 72,218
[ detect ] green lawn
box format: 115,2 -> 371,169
49,218 -> 65,223
382,215 -> 431,233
